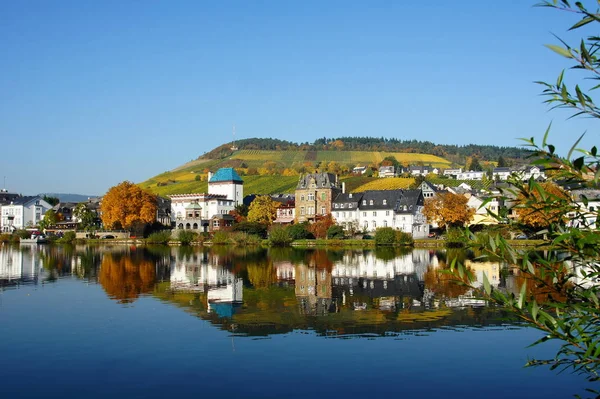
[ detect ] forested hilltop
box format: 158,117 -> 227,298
203,137 -> 531,164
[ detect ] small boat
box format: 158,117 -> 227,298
20,234 -> 48,244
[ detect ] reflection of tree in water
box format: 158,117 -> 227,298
99,252 -> 155,303
424,249 -> 472,299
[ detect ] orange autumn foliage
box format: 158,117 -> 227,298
101,181 -> 157,230
99,254 -> 156,303
423,192 -> 474,229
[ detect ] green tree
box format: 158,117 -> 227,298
247,195 -> 279,226
39,209 -> 58,229
42,195 -> 59,206
453,1 -> 600,384
468,157 -> 483,171
497,155 -> 508,167
73,203 -> 97,230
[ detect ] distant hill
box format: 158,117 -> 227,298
38,193 -> 98,203
139,136 -> 531,196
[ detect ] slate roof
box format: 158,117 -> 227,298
332,192 -> 363,209
395,189 -> 423,213
9,196 -> 40,206
209,168 -> 243,183
297,173 -> 340,189
358,190 -> 402,210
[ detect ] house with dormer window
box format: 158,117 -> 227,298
295,173 -> 341,223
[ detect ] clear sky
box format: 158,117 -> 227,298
1,0 -> 598,196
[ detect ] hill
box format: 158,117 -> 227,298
139,137 -> 530,196
38,193 -> 97,202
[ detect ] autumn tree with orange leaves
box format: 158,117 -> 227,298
100,181 -> 157,230
512,181 -> 570,230
423,192 -> 474,230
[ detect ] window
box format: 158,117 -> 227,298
301,195 -> 305,201
343,211 -> 346,217
386,210 -> 390,216
370,200 -> 373,205
372,221 -> 376,229
301,207 -> 305,215
384,220 -> 388,227
309,206 -> 315,215
383,199 -> 387,205
348,204 -> 353,208
321,193 -> 326,201
321,206 -> 326,215
335,204 -> 339,208
363,212 -> 366,217
363,200 -> 366,205
335,212 -> 339,218
308,193 -> 315,201
373,211 -> 376,217
213,220 -> 220,227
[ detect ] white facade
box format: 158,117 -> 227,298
455,170 -> 485,180
170,193 -> 235,226
1,197 -> 52,232
467,195 -> 501,225
208,180 -> 243,207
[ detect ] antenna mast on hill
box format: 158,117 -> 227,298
231,124 -> 238,151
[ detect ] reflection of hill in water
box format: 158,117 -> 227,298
156,247 -> 518,337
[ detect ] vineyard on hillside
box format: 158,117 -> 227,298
351,177 -> 414,192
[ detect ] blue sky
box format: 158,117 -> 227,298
1,1 -> 598,195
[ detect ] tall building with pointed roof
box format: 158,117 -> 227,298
295,172 -> 341,223
208,167 -> 244,207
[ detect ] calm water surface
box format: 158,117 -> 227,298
0,244 -> 590,398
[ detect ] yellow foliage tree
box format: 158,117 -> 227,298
513,181 -> 570,229
247,195 -> 279,225
423,192 -> 474,230
101,181 -> 157,230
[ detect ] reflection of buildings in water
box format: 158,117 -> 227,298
331,252 -> 429,311
295,263 -> 333,315
274,261 -> 295,283
0,247 -> 42,287
170,252 -> 242,317
464,260 -> 500,289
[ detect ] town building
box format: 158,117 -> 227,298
0,196 -> 52,232
295,173 -> 342,223
170,167 -> 242,232
378,166 -> 395,178
455,170 -> 486,180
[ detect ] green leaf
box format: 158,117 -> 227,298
518,280 -> 527,309
545,44 -> 573,58
567,133 -> 585,160
483,272 -> 491,295
532,300 -> 539,321
575,85 -> 587,107
570,16 -> 594,30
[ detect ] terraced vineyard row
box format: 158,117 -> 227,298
351,177 -> 414,192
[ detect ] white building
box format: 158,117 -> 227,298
332,189 -> 428,238
208,167 -> 244,207
455,170 -> 485,180
1,196 -> 52,232
492,167 -> 511,181
170,193 -> 235,230
170,167 -> 243,231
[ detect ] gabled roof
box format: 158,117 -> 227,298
358,190 -> 402,210
395,189 -> 423,213
209,168 -> 243,183
419,181 -> 439,192
9,196 -> 42,206
297,173 -> 339,190
333,192 -> 364,204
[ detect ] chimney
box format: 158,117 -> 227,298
208,171 -> 213,181
342,182 -> 346,194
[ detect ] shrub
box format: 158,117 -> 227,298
58,231 -> 76,244
268,226 -> 292,246
211,231 -> 232,245
15,230 -> 31,240
287,223 -> 313,240
326,225 -> 345,239
146,230 -> 172,244
231,232 -> 262,246
177,230 -> 197,245
232,222 -> 268,238
445,227 -> 467,248
0,234 -> 11,243
374,227 -> 396,245
395,230 -> 414,246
